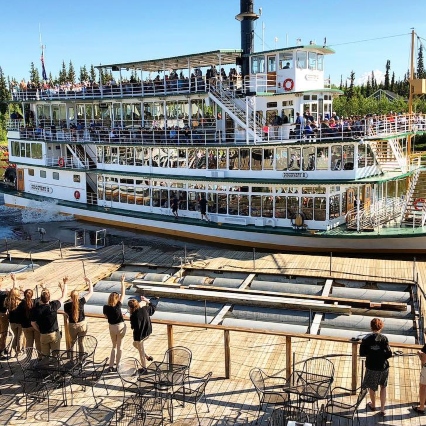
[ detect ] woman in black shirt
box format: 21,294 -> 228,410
63,276 -> 93,344
5,274 -> 22,356
103,274 -> 126,372
16,287 -> 41,353
128,296 -> 155,371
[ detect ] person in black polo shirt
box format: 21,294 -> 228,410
31,277 -> 68,356
63,276 -> 94,344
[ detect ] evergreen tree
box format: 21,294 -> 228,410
68,60 -> 76,84
417,44 -> 426,79
384,60 -> 390,90
371,71 -> 377,92
90,65 -> 97,83
59,61 -> 67,84
79,65 -> 89,83
347,71 -> 355,99
339,74 -> 343,91
29,62 -> 40,85
365,77 -> 372,97
390,72 -> 395,92
0,67 -> 10,114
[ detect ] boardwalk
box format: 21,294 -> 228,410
1,238 -> 426,425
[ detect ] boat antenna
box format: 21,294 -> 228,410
408,28 -> 415,156
235,0 -> 259,80
39,23 -> 47,81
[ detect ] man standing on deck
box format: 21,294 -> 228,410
199,195 -> 209,222
171,194 -> 179,220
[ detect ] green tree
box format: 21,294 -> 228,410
90,65 -> 97,83
59,61 -> 67,84
0,67 -> 9,115
390,72 -> 395,92
79,65 -> 89,82
346,71 -> 355,99
384,60 -> 390,90
417,44 -> 426,79
67,60 -> 76,84
29,62 -> 40,85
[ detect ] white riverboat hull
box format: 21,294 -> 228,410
5,193 -> 426,253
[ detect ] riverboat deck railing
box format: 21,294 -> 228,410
7,113 -> 426,147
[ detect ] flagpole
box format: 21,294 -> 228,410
39,23 -> 47,81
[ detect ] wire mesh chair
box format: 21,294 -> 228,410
249,368 -> 289,423
71,334 -> 98,365
269,404 -> 319,426
113,401 -> 146,426
172,371 -> 212,425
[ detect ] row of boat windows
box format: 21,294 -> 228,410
97,187 -> 347,221
97,144 -> 374,171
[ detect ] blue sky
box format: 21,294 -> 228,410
1,0 -> 425,86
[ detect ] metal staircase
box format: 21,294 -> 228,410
208,85 -> 265,143
368,139 -> 407,173
400,169 -> 426,227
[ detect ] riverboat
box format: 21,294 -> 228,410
4,1 -> 426,253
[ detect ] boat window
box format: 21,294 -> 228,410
143,148 -> 150,167
301,196 -> 313,220
279,53 -> 293,70
240,148 -> 250,170
316,146 -> 329,170
302,146 -> 315,171
25,143 -> 31,157
228,194 -> 238,215
52,172 -> 59,180
317,54 -> 324,71
314,197 -> 326,221
366,144 -> 375,166
282,108 -> 294,124
263,148 -> 274,170
251,195 -> 261,217
341,192 -> 347,215
296,51 -> 307,69
252,186 -> 271,193
97,146 -> 103,163
120,185 -> 128,203
343,145 -> 354,170
266,110 -> 278,126
31,143 -> 42,159
288,147 -> 300,170
275,195 -> 286,218
73,175 -> 81,183
287,196 -> 299,219
308,52 -> 317,70
134,146 -> 143,166
229,149 -> 239,170
40,170 -> 46,178
267,102 -> 278,108
268,55 -> 276,72
357,144 -> 366,168
208,149 -> 218,169
11,141 -> 19,156
251,55 -> 265,74
28,169 -> 34,176
218,149 -> 227,169
329,195 -> 340,219
252,149 -> 262,170
331,145 -> 342,170
262,195 -> 273,217
218,193 -> 227,214
151,189 -> 160,207
276,147 -> 288,171
239,195 -> 249,216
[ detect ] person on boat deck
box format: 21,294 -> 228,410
294,112 -> 305,137
199,195 -> 209,222
413,343 -> 426,414
171,195 -> 179,219
360,318 -> 392,416
304,111 -> 314,122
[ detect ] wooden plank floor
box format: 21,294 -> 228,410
1,240 -> 426,425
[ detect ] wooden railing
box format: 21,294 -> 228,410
62,311 -> 421,394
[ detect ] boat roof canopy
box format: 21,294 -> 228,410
98,49 -> 243,73
251,45 -> 335,56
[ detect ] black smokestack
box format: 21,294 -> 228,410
235,0 -> 259,79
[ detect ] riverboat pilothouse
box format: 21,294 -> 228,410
5,1 -> 426,252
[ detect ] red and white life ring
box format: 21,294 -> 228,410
58,157 -> 65,167
283,78 -> 294,91
414,198 -> 425,211
74,190 -> 80,200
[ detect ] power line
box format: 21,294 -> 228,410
329,33 -> 410,47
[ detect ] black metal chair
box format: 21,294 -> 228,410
71,334 -> 98,365
113,401 -> 146,425
323,386 -> 368,426
249,368 -> 289,422
269,404 -> 319,425
68,355 -> 109,407
117,357 -> 156,402
172,371 -> 212,425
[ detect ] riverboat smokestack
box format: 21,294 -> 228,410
235,0 -> 259,79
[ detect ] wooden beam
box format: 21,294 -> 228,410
136,285 -> 352,315
224,330 -> 231,379
352,342 -> 358,394
321,279 -> 333,297
211,304 -> 233,325
286,335 -> 292,379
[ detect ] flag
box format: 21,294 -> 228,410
41,51 -> 47,81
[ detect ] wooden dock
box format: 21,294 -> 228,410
1,239 -> 426,425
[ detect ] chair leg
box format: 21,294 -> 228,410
195,403 -> 201,426
92,385 -> 100,408
203,393 -> 210,413
102,377 -> 109,395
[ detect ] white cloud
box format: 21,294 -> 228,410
356,70 -> 385,86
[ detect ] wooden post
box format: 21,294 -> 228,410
63,314 -> 72,350
351,341 -> 358,394
286,335 -> 292,379
224,330 -> 231,379
167,324 -> 174,364
59,240 -> 63,258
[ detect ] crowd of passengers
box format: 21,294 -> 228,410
10,66 -> 241,100
13,110 -> 426,143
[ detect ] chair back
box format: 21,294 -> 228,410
164,346 -> 192,368
269,406 -> 310,426
302,356 -> 335,379
249,367 -> 266,399
72,334 -> 97,362
114,401 -> 146,425
192,371 -> 213,401
16,347 -> 41,371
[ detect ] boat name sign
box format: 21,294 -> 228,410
30,183 -> 53,194
282,172 -> 308,179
